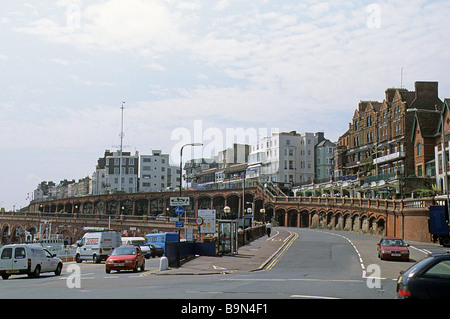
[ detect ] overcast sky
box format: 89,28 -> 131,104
1,0 -> 450,210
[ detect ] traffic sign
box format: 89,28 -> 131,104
175,221 -> 184,228
196,217 -> 204,226
175,206 -> 184,215
170,197 -> 190,206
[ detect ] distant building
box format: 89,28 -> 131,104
93,150 -> 139,194
315,138 -> 336,183
246,131 -> 327,187
218,144 -> 250,169
139,150 -> 180,192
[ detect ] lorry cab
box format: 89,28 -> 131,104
76,229 -> 121,263
0,244 -> 63,280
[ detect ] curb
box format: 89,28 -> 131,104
152,230 -> 297,276
251,230 -> 296,272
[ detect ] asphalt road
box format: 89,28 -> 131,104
1,228 -> 447,301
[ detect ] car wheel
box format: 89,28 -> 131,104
442,237 -> 450,247
106,269 -> 111,274
29,265 -> 41,278
133,263 -> 138,272
55,263 -> 63,276
2,274 -> 10,280
75,254 -> 82,263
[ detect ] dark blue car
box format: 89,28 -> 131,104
397,253 -> 450,298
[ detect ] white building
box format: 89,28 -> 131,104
246,131 -> 322,186
92,150 -> 139,194
218,144 -> 250,169
139,150 -> 180,192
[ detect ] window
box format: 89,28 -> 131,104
417,165 -> 423,177
1,248 -> 12,259
14,247 -> 26,259
417,142 -> 422,156
422,260 -> 450,279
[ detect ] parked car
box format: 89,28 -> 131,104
149,244 -> 164,258
0,244 -> 63,280
105,246 -> 145,273
121,237 -> 152,259
397,253 -> 450,298
377,237 -> 410,261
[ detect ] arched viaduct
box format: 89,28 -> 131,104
0,184 -> 435,244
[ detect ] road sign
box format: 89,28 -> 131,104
170,197 -> 190,206
196,217 -> 204,226
175,221 -> 184,228
198,209 -> 216,234
175,206 -> 184,215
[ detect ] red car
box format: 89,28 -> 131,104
105,246 -> 145,273
377,237 -> 410,261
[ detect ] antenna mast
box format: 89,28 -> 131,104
119,101 -> 125,192
400,67 -> 403,88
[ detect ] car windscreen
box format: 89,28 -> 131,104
112,248 -> 136,255
381,239 -> 406,247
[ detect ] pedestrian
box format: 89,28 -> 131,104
266,221 -> 272,237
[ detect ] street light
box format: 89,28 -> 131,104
179,143 -> 203,197
223,205 -> 231,218
177,142 -> 203,268
407,107 -> 449,209
260,208 -> 266,223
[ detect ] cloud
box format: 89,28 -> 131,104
17,0 -> 191,56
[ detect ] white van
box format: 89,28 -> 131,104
75,230 -> 121,263
121,237 -> 152,259
0,244 -> 63,280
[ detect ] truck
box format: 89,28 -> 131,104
428,205 -> 450,247
75,229 -> 121,263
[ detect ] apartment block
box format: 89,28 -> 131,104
139,150 -> 180,192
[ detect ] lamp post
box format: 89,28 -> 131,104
223,205 -> 231,217
177,142 -> 203,268
407,108 -> 449,209
260,208 -> 266,223
179,143 -> 203,196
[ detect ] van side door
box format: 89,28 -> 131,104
0,247 -> 13,271
13,247 -> 28,272
42,249 -> 57,272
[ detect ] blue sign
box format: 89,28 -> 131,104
175,206 -> 184,215
175,221 -> 184,228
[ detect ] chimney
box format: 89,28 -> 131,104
415,81 -> 438,99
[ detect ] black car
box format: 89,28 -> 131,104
149,244 -> 164,258
397,253 -> 450,298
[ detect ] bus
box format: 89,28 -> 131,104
145,232 -> 179,251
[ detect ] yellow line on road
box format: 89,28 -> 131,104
265,231 -> 298,270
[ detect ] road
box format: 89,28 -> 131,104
1,228 -> 447,301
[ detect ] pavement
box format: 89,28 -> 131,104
154,228 -> 294,275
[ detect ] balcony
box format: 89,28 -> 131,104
373,151 -> 405,165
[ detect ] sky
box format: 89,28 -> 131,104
1,0 -> 450,211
